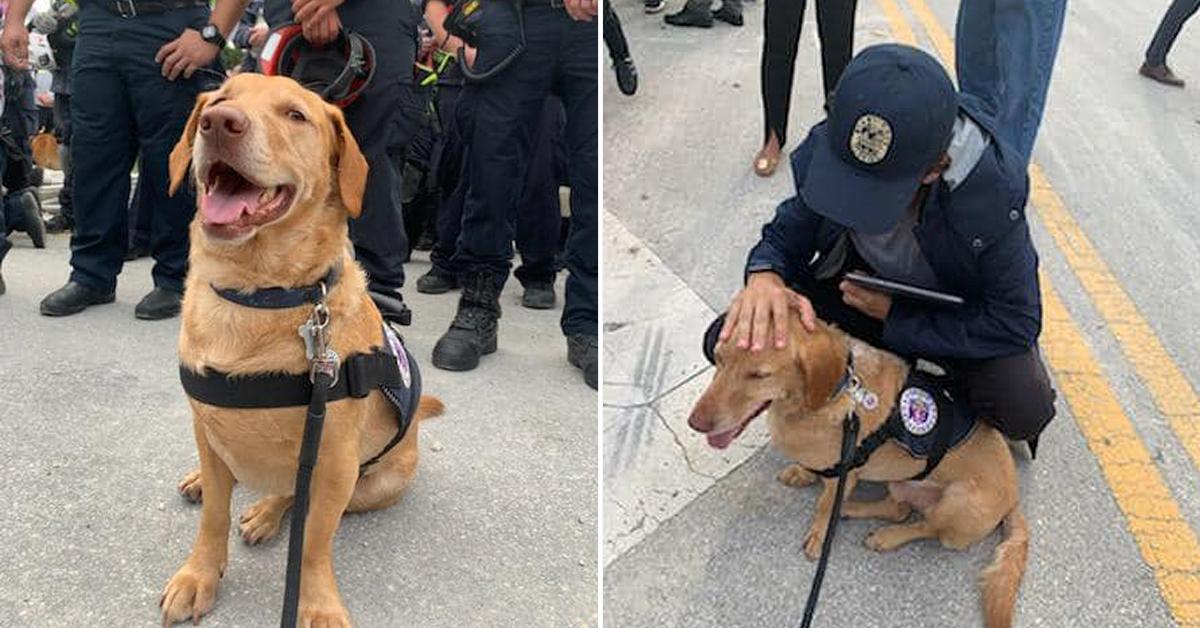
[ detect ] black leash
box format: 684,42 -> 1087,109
280,368 -> 331,628
799,412 -> 860,628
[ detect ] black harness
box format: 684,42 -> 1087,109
178,267 -> 421,628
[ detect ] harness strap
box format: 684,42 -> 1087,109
179,350 -> 410,473
212,263 -> 342,310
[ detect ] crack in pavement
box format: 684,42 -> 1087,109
653,405 -> 718,480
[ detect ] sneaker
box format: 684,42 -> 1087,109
521,281 -> 556,310
40,281 -> 116,316
135,287 -> 183,320
644,0 -> 666,13
614,56 -> 638,96
567,335 -> 598,390
664,6 -> 713,27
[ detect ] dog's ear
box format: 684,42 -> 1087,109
798,326 -> 846,410
168,92 -> 210,197
327,105 -> 368,218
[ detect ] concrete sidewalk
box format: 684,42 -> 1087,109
0,235 -> 596,627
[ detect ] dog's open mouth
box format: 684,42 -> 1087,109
706,401 -> 772,449
199,161 -> 295,240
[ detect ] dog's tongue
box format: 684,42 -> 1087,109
706,429 -> 738,450
201,186 -> 260,226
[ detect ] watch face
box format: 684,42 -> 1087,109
202,25 -> 217,39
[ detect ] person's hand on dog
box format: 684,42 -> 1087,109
293,0 -> 344,33
301,10 -> 342,46
156,29 -> 220,80
1,19 -> 30,70
840,276 -> 892,320
564,0 -> 598,21
720,271 -> 817,352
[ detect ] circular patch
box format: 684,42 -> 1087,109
849,114 -> 893,165
899,387 -> 938,436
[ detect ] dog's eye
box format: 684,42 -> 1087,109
750,371 -> 770,379
287,109 -> 307,122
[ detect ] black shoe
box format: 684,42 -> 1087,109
414,229 -> 436,252
44,213 -> 73,234
664,6 -> 713,27
1139,62 -> 1185,87
567,334 -> 598,390
614,56 -> 638,96
712,5 -> 743,25
135,287 -> 182,320
416,269 -> 460,295
521,281 -> 556,310
18,189 -> 46,249
124,243 -> 150,261
40,281 -> 116,316
432,273 -> 500,372
29,166 -> 44,188
369,287 -> 413,326
644,0 -> 665,12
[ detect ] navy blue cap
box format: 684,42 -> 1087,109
802,44 -> 957,235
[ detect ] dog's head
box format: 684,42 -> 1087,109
687,316 -> 847,449
168,73 -> 367,246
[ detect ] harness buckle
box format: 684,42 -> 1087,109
115,0 -> 137,18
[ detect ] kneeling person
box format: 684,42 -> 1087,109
715,44 -> 1055,450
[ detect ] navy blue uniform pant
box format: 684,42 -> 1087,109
265,0 -> 420,294
68,3 -> 214,294
456,5 -> 597,337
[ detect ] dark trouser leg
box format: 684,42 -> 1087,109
54,94 -> 74,223
128,161 -> 153,253
603,1 -> 631,62
123,7 -> 209,294
67,6 -> 139,293
514,97 -> 565,288
814,0 -> 857,96
1146,0 -> 1200,66
761,0 -> 808,146
949,349 -> 1056,441
430,86 -> 471,278
558,18 -> 598,339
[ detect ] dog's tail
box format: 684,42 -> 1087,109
415,395 -> 446,422
979,506 -> 1029,628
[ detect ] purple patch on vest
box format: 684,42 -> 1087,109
384,326 -> 412,388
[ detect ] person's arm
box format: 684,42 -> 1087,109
154,0 -> 251,80
881,223 -> 1042,359
424,1 -> 475,66
229,5 -> 259,49
1,0 -> 37,69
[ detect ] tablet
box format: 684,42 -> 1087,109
844,272 -> 965,306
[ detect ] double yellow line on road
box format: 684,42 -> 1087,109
876,0 -> 1200,624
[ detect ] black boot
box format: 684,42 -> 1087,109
432,273 -> 500,372
521,281 -> 556,310
40,281 -> 116,316
45,213 -> 74,234
712,5 -> 743,26
567,335 -> 598,390
416,269 -> 460,294
135,287 -> 183,320
17,189 -> 45,249
613,57 -> 638,96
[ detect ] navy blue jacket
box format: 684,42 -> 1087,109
745,117 -> 1040,360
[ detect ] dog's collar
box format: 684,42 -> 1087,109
212,262 -> 342,309
830,349 -> 879,411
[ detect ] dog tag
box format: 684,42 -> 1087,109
860,391 -> 879,411
298,321 -> 319,360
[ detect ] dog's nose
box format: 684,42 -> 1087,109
687,411 -> 710,434
199,106 -> 249,139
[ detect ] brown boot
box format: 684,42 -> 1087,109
1139,62 -> 1185,87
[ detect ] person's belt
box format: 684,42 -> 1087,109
100,0 -> 207,18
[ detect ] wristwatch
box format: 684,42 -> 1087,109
200,24 -> 226,49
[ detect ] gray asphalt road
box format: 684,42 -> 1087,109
0,237 -> 596,627
603,0 -> 1200,626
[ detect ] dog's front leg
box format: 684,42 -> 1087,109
161,418 -> 235,625
296,431 -> 360,628
803,473 -> 858,560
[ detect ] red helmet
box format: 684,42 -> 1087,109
259,24 -> 375,109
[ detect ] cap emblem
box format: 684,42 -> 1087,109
849,114 -> 893,165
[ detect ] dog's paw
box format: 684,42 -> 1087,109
777,464 -> 817,488
177,470 -> 203,504
159,563 -> 221,626
864,529 -> 896,553
239,496 -> 290,545
300,600 -> 351,628
802,526 -> 826,561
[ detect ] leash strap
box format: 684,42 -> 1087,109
280,367 -> 331,628
800,412 -> 860,628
